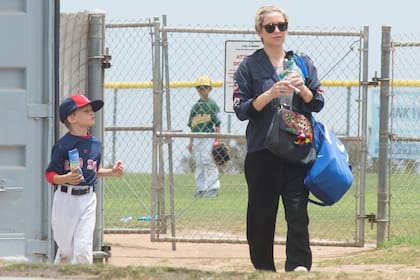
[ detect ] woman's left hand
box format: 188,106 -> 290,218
284,72 -> 304,89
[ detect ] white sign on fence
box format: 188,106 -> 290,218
369,89 -> 420,160
223,40 -> 262,113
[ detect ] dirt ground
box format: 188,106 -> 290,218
103,233 -> 419,274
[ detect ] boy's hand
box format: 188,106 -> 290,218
66,168 -> 84,185
111,160 -> 124,177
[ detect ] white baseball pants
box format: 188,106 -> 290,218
51,186 -> 96,264
193,138 -> 220,192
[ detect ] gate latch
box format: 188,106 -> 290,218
368,71 -> 380,87
102,47 -> 112,69
363,213 -> 377,229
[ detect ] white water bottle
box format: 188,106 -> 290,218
68,148 -> 85,182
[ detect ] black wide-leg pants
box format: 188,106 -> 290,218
244,149 -> 312,272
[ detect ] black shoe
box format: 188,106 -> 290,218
202,189 -> 218,198
194,191 -> 205,198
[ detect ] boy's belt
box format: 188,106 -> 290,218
59,185 -> 95,195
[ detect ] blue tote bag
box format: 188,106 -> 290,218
304,120 -> 353,206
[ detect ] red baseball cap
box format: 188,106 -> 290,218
59,94 -> 104,123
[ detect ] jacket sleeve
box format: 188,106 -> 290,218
233,58 -> 259,121
233,51 -> 276,122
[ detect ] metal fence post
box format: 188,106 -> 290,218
87,11 -> 106,259
112,88 -> 118,164
377,25 -> 391,246
357,26 -> 370,246
151,16 -> 163,241
162,14 -> 177,250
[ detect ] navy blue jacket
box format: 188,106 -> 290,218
233,49 -> 325,153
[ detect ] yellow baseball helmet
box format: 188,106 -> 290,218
194,76 -> 212,87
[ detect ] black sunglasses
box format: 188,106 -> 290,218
262,22 -> 288,33
196,86 -> 211,90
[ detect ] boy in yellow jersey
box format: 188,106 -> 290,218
187,76 -> 221,198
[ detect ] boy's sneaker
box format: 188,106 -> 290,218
293,266 -> 308,272
194,191 -> 205,198
202,189 -> 218,198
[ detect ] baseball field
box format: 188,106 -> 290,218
0,234 -> 419,279
101,171 -> 420,244
1,171 -> 419,279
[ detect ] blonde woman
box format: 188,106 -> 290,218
233,6 -> 325,272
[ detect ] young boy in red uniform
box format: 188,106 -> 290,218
45,94 -> 124,264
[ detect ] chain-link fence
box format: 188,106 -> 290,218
56,12 -> 420,254
385,33 -> 420,240
102,20 -> 155,234
101,17 -> 369,247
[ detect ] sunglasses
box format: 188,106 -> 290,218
262,22 -> 288,33
196,86 -> 211,90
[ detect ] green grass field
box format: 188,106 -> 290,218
103,171 -> 420,244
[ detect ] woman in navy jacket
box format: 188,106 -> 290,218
233,5 -> 325,272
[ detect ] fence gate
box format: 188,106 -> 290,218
102,17 -> 369,248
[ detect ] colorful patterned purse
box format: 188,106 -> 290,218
264,104 -> 316,165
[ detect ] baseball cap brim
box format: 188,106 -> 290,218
90,100 -> 104,112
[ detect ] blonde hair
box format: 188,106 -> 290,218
254,5 -> 288,32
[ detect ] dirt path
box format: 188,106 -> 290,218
103,234 -> 386,273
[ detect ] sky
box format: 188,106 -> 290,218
61,0 -> 418,34
60,0 -> 420,171
61,0 -> 419,74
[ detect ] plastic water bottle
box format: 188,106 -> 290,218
120,216 -> 133,222
138,216 -> 152,221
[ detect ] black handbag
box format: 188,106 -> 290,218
264,104 -> 316,165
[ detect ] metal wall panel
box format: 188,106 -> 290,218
0,0 -> 54,261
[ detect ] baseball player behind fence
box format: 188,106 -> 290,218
45,94 -> 124,264
188,76 -> 222,198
